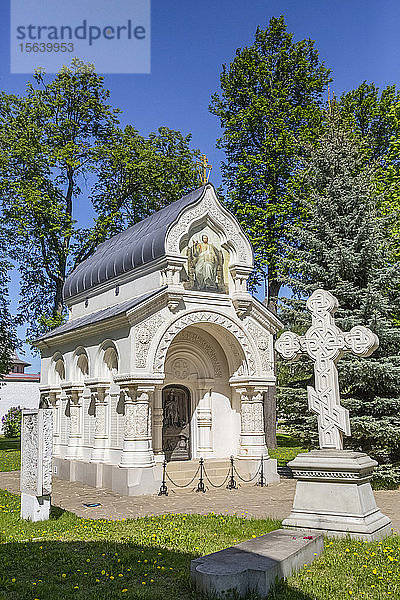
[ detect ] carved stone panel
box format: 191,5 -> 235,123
135,313 -> 164,368
162,386 -> 191,461
246,320 -> 272,373
20,409 -> 53,497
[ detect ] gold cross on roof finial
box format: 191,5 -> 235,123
196,153 -> 212,185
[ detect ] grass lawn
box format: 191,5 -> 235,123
0,436 -> 20,472
1,435 -> 399,598
268,432 -> 308,467
0,488 -> 398,600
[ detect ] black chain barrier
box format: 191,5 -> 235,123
233,459 -> 262,484
196,457 -> 206,493
202,461 -> 230,489
226,455 -> 237,490
256,455 -> 267,487
158,455 -> 267,496
158,460 -> 168,496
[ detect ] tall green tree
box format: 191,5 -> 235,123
210,15 -> 331,309
0,236 -> 16,377
278,112 -> 400,476
0,59 -> 200,339
339,82 -> 400,261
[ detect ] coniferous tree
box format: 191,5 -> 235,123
278,111 -> 400,483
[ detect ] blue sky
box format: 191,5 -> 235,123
1,0 -> 399,371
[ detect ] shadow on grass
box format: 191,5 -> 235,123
0,437 -> 20,451
0,539 -> 316,600
276,434 -> 305,450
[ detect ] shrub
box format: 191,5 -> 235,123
1,406 -> 21,438
372,464 -> 400,490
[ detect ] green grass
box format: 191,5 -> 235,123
269,432 -> 308,467
0,436 -> 20,472
0,489 -> 281,600
0,489 -> 398,600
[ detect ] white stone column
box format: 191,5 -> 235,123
197,388 -> 213,457
119,385 -> 155,468
152,387 -> 164,460
237,388 -> 269,459
64,384 -> 84,460
89,382 -> 110,463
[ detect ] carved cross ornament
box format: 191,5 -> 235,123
275,289 -> 379,450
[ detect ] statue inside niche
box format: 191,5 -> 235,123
187,234 -> 225,292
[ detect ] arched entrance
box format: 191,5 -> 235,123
162,385 -> 191,461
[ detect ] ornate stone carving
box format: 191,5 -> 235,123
123,390 -> 151,439
240,394 -> 264,433
94,403 -> 106,436
20,411 -> 38,496
20,409 -> 53,497
275,289 -> 379,450
42,410 -> 53,495
174,330 -> 223,377
135,313 -> 164,368
171,358 -> 190,379
237,388 -> 268,459
292,470 -> 361,479
246,320 -> 272,372
154,311 -> 256,375
166,189 -> 250,263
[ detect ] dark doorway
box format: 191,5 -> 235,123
162,385 -> 191,461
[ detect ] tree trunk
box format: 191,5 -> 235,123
264,381 -> 277,450
267,279 -> 281,314
54,279 -> 65,316
263,278 -> 281,449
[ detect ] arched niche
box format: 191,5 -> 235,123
73,347 -> 89,382
50,352 -> 65,385
98,340 -> 119,380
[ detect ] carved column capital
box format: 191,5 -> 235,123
62,383 -> 84,404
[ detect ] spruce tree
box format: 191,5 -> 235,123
278,111 -> 400,483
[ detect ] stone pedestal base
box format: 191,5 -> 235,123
53,457 -> 162,496
282,450 -> 392,541
21,493 -> 51,522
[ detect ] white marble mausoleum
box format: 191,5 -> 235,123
36,184 -> 282,495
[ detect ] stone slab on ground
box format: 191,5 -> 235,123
191,528 -> 324,598
0,471 -> 398,534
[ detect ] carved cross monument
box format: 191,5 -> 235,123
276,289 -> 379,450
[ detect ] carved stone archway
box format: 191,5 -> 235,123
152,310 -> 258,376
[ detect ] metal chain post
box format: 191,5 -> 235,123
196,457 -> 206,493
158,460 -> 168,496
256,455 -> 267,487
226,455 -> 237,490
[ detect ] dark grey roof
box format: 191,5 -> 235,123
64,185 -> 208,301
36,288 -> 166,342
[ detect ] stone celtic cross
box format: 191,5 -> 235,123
275,289 -> 379,450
